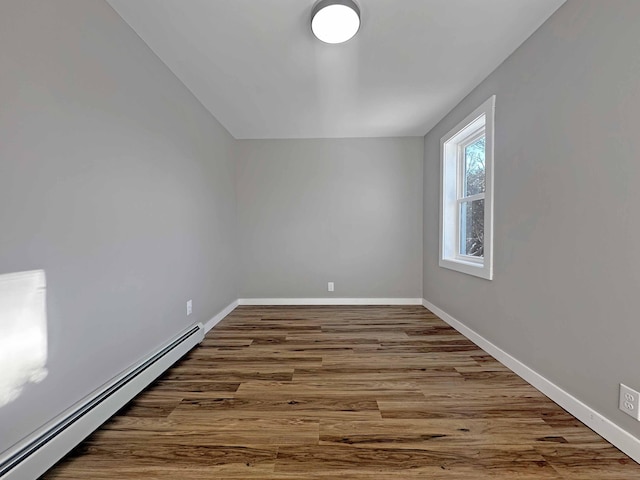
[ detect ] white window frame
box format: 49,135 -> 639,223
439,95 -> 495,280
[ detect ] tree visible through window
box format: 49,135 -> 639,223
460,137 -> 485,257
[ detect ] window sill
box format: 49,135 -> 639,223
439,257 -> 493,280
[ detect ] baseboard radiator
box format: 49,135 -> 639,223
0,322 -> 204,480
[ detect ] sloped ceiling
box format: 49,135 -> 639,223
108,0 -> 566,139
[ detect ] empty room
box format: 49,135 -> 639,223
2,0 -> 640,478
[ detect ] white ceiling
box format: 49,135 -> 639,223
107,0 -> 565,139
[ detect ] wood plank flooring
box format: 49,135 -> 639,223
42,306 -> 640,479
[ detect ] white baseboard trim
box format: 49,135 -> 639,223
238,298 -> 423,306
422,298 -> 640,464
205,299 -> 239,332
0,323 -> 205,480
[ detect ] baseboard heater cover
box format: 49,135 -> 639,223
0,322 -> 204,480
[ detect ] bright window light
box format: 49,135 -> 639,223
0,270 -> 48,408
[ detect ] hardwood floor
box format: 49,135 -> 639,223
43,306 -> 640,479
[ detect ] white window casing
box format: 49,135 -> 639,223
439,95 -> 495,280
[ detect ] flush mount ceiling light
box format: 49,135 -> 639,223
311,0 -> 361,44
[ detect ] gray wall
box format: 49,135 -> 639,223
0,0 -> 237,454
237,138 -> 423,298
423,0 -> 640,438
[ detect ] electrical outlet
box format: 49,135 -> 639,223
328,282 -> 334,292
619,384 -> 640,420
186,299 -> 193,316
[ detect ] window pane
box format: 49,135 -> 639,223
460,199 -> 484,257
464,136 -> 485,196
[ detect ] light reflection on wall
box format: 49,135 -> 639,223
0,270 -> 48,408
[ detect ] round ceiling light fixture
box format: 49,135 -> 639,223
311,0 -> 361,44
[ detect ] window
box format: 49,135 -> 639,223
440,96 -> 495,280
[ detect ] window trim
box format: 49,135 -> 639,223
439,95 -> 495,280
